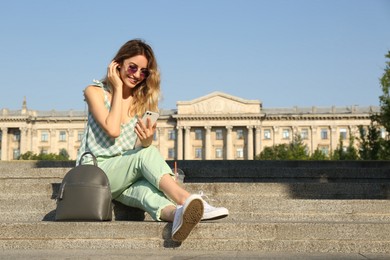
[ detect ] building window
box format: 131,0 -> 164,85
319,146 -> 329,156
236,129 -> 244,140
321,128 -> 328,140
77,131 -> 84,141
264,129 -> 271,140
215,148 -> 223,158
153,132 -> 158,141
195,148 -> 202,159
168,148 -> 175,159
13,149 -> 20,160
300,129 -> 309,140
13,132 -> 20,142
215,129 -> 223,140
41,131 -> 49,142
168,130 -> 176,140
59,131 -> 66,142
195,129 -> 203,140
282,129 -> 290,139
236,148 -> 244,158
340,128 -> 347,140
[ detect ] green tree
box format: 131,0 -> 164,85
19,151 -> 37,160
288,134 -> 309,160
256,144 -> 290,160
332,132 -> 358,160
310,148 -> 329,160
59,148 -> 70,160
18,150 -> 70,161
357,121 -> 383,160
256,134 -> 309,160
373,50 -> 390,159
377,51 -> 390,137
345,134 -> 359,160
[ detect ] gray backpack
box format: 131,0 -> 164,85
55,152 -> 112,221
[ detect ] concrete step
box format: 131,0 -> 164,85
1,161 -> 389,254
1,177 -> 389,200
3,249 -> 389,260
1,192 -> 389,223
0,221 -> 389,253
0,194 -> 390,221
2,160 -> 390,182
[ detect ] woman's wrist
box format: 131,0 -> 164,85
141,137 -> 153,148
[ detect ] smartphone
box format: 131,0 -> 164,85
134,111 -> 159,149
141,111 -> 159,127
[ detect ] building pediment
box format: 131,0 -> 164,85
177,91 -> 261,115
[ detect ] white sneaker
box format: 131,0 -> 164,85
202,200 -> 229,221
172,194 -> 204,242
198,191 -> 229,221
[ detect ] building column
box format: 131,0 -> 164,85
247,126 -> 254,160
311,126 -> 317,152
50,129 -> 56,154
330,126 -> 337,152
309,126 -> 313,153
255,126 -> 261,157
1,127 -> 8,161
26,127 -> 32,152
177,126 -> 183,160
204,126 -> 211,160
19,127 -> 28,155
226,126 -> 233,160
184,126 -> 191,160
31,129 -> 38,155
272,126 -> 278,146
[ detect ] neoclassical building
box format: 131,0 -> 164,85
0,92 -> 381,161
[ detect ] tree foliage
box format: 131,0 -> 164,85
288,134 -> 309,160
310,148 -> 329,160
377,51 -> 390,136
331,133 -> 358,160
356,50 -> 390,160
357,120 -> 383,160
19,149 -> 70,161
256,134 -> 310,160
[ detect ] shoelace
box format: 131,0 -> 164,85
198,191 -> 215,203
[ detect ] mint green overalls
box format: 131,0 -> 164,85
77,80 -> 175,221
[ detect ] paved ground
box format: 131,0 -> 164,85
1,249 -> 389,260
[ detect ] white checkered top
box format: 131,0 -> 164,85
76,80 -> 138,165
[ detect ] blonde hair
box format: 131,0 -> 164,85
102,39 -> 160,116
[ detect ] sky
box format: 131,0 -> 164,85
0,0 -> 389,112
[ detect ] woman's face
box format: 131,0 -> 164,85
119,55 -> 149,89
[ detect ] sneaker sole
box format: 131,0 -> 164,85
202,213 -> 229,221
172,198 -> 203,242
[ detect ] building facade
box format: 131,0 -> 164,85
0,92 -> 381,161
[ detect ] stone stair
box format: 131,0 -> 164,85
0,160 -> 389,255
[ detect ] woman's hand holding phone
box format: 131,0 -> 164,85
135,111 -> 159,147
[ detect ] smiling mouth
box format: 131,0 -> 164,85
127,75 -> 139,84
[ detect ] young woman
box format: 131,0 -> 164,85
77,39 -> 228,242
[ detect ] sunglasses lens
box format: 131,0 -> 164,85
127,64 -> 150,78
141,69 -> 150,78
128,65 -> 138,74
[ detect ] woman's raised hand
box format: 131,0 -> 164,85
107,61 -> 123,91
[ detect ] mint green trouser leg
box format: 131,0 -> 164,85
97,146 -> 175,221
